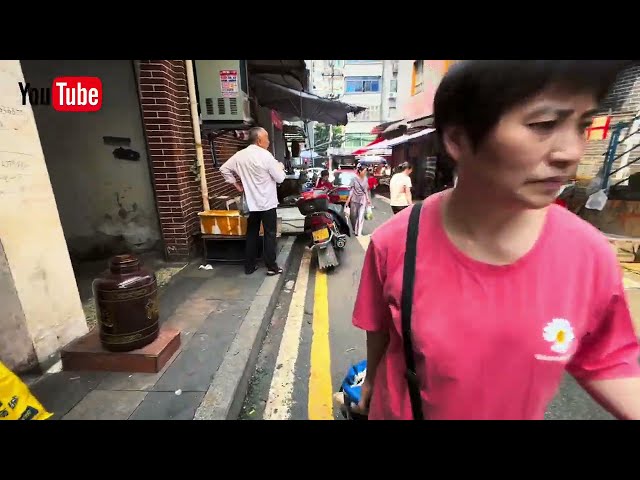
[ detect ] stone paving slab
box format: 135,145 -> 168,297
129,391 -> 205,420
63,390 -> 147,420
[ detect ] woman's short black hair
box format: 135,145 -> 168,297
395,162 -> 412,174
433,60 -> 628,150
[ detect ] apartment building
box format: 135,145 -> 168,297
308,60 -> 402,151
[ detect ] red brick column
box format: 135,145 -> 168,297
137,60 -> 249,260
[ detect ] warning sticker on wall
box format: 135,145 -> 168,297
220,70 -> 239,98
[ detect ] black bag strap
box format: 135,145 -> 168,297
401,202 -> 425,420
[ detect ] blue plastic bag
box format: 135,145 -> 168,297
340,359 -> 367,406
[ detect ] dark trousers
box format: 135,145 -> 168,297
246,208 -> 278,273
392,205 -> 408,215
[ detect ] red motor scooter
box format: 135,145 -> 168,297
296,189 -> 350,270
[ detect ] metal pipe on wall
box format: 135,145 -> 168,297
185,60 -> 210,211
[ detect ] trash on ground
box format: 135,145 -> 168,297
198,264 -> 214,270
175,389 -> 182,395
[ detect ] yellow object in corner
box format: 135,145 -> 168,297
0,362 -> 52,420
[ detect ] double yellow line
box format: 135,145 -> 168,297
308,268 -> 334,420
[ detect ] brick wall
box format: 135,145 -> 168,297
577,63 -> 640,179
137,60 -> 249,260
204,130 -> 248,201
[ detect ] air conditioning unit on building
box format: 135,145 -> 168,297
194,60 -> 252,123
388,92 -> 397,98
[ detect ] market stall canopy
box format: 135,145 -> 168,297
247,60 -> 308,91
361,128 -> 435,150
371,119 -> 402,135
250,75 -> 366,126
371,115 -> 434,139
351,136 -> 385,155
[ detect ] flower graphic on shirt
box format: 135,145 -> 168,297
543,318 -> 575,354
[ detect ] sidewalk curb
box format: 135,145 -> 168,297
194,236 -> 296,420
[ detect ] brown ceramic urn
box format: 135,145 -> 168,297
92,254 -> 160,352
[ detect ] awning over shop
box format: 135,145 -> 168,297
247,60 -> 308,91
361,128 -> 435,151
371,119 -> 402,135
351,136 -> 386,155
372,115 -> 434,139
250,75 -> 366,126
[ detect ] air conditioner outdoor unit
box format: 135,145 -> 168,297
194,60 -> 252,123
388,92 -> 397,98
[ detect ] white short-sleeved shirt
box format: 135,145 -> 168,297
389,173 -> 412,206
219,145 -> 286,212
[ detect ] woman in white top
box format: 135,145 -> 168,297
388,162 -> 413,214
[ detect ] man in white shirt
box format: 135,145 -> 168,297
220,127 -> 286,275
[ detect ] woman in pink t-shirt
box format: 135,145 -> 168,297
353,60 -> 640,420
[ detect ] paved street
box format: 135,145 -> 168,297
240,196 -> 617,420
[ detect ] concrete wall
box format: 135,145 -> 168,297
0,60 -> 88,372
343,61 -> 383,78
400,60 -> 451,120
396,60 -> 415,118
20,60 -> 162,262
0,239 -> 37,372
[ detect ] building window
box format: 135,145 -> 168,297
344,133 -> 377,148
390,79 -> 398,93
412,60 -> 424,95
345,76 -> 381,93
345,60 -> 380,64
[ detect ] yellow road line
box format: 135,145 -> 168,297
308,268 -> 333,420
264,250 -> 311,420
356,234 -> 371,251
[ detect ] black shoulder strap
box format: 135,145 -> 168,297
401,202 -> 425,420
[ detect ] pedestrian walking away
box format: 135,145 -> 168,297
352,60 -> 640,420
389,162 -> 413,214
220,127 -> 286,276
346,164 -> 371,236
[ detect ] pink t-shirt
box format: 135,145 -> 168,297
353,192 -> 640,420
